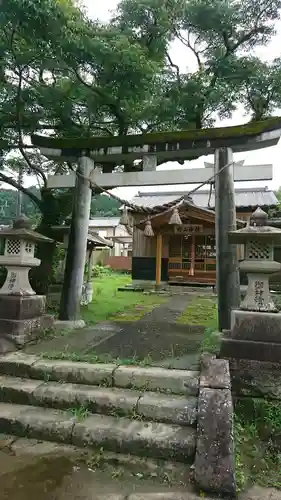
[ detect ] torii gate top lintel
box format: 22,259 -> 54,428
31,117 -> 281,164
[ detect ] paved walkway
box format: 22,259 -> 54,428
26,296 -> 204,370
0,438 -> 280,500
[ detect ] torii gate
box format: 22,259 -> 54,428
31,117 -> 281,330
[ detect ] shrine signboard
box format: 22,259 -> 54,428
174,224 -> 203,234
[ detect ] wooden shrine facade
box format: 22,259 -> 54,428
130,187 -> 278,286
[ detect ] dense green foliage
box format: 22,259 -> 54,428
0,189 -> 121,223
0,0 -> 280,291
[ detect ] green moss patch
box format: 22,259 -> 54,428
112,301 -> 166,322
176,297 -> 218,327
32,116 -> 281,150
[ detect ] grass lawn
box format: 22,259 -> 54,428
81,273 -> 167,324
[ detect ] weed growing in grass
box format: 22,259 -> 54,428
69,405 -> 89,421
201,328 -> 222,355
234,399 -> 281,491
40,350 -> 155,368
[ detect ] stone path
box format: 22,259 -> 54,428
138,295 -> 189,324
26,295 -> 204,370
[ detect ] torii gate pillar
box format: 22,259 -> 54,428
215,147 -> 240,331
59,154 -> 93,321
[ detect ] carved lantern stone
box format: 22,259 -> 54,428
0,215 -> 52,296
0,216 -> 53,346
228,207 -> 281,313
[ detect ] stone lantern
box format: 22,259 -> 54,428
0,215 -> 53,345
220,207 -> 281,369
229,207 -> 281,313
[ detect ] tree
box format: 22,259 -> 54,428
0,0 -> 281,294
91,195 -> 121,217
114,0 -> 281,130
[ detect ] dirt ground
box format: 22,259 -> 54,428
0,437 -> 280,500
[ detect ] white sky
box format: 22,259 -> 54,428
23,1 -> 281,200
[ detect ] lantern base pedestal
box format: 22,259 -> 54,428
0,314 -> 54,346
220,309 -> 281,398
0,294 -> 54,347
228,358 -> 281,400
231,309 -> 281,344
0,294 -> 46,320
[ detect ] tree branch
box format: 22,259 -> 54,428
177,32 -> 203,70
166,53 -> 181,87
14,68 -> 48,186
75,69 -> 127,135
0,172 -> 43,210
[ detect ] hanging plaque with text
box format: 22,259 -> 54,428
174,224 -> 203,234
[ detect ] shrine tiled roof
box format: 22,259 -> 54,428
130,187 -> 277,211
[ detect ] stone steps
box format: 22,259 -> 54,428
0,352 -> 236,496
0,375 -> 197,426
0,352 -> 198,464
0,402 -> 196,462
0,352 -> 199,395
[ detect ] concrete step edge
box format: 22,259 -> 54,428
0,402 -> 196,463
0,353 -> 199,395
0,375 -> 198,426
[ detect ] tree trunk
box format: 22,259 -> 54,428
59,156 -> 92,321
30,189 -> 72,295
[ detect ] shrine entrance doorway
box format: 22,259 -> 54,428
168,233 -> 216,284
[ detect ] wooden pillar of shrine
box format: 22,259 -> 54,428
155,233 -> 162,287
190,235 -> 195,276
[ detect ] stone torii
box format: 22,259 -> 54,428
31,118 -> 281,329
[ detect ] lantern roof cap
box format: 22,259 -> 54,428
0,215 -> 53,243
229,207 -> 281,242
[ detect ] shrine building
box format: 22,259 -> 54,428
129,186 -> 278,287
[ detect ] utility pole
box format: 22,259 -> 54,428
59,154 -> 93,321
215,148 -> 240,331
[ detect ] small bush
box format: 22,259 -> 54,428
92,264 -> 113,277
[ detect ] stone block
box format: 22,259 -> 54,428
72,414 -> 196,462
128,495 -> 201,500
137,393 -> 197,426
0,376 -> 42,405
200,354 -> 231,390
230,309 -> 281,343
0,336 -> 17,355
114,366 -> 199,395
33,383 -> 141,415
220,338 -> 281,363
0,352 -> 38,377
53,319 -> 85,330
0,402 -> 74,443
33,382 -> 79,409
195,388 -> 235,496
31,359 -> 117,386
75,386 -> 141,414
0,314 -> 54,345
229,358 -> 281,399
0,295 -> 46,320
9,438 -> 81,457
